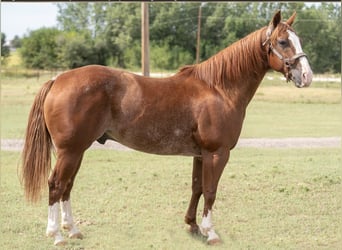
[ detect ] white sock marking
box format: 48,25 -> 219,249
46,202 -> 66,245
46,202 -> 60,236
61,199 -> 73,228
200,210 -> 220,242
61,199 -> 82,238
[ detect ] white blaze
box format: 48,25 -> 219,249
287,30 -> 313,86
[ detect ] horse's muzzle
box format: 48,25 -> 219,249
295,70 -> 313,88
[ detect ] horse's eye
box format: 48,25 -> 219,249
278,39 -> 289,47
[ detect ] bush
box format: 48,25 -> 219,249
20,28 -> 61,70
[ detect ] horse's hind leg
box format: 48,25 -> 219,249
61,154 -> 84,239
185,157 -> 203,234
46,149 -> 84,246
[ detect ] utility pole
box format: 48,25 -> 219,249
141,2 -> 150,76
196,3 -> 202,64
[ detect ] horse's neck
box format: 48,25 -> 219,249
213,28 -> 269,107
225,68 -> 268,108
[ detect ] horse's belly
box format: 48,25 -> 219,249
106,127 -> 201,156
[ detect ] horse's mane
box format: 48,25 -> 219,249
178,26 -> 269,91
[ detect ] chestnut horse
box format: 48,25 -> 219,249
21,11 -> 312,245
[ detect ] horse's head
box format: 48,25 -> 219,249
264,10 -> 313,88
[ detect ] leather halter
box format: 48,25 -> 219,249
262,36 -> 307,82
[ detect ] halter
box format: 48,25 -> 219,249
262,35 -> 307,82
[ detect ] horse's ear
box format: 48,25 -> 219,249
266,10 -> 282,37
286,11 -> 296,26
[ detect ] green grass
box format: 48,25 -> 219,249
5,50 -> 22,67
0,72 -> 341,138
242,101 -> 341,138
1,148 -> 341,249
241,78 -> 341,138
1,75 -> 51,138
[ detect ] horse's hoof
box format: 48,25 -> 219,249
188,225 -> 200,235
69,231 -> 83,239
54,235 -> 67,246
207,237 -> 222,245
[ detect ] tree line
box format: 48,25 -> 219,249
2,2 -> 340,73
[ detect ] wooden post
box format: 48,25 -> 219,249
196,4 -> 202,64
141,2 -> 150,76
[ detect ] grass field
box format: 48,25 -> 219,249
0,148 -> 341,249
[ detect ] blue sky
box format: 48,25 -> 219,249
1,3 -> 58,41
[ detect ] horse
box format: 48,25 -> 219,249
21,10 -> 312,245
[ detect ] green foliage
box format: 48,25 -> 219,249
56,31 -> 108,68
150,3 -> 199,56
10,35 -> 21,49
103,3 -> 141,68
150,42 -> 193,70
56,2 -> 93,33
20,28 -> 61,70
1,33 -> 10,64
295,3 -> 341,73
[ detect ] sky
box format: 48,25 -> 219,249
1,3 -> 58,42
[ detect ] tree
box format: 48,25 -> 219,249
57,3 -> 92,33
1,33 -> 10,64
321,2 -> 341,73
103,3 -> 141,68
56,31 -> 109,69
150,3 -> 199,61
295,4 -> 340,73
20,28 -> 61,70
56,3 -> 140,68
56,3 -> 111,68
22,2 -> 339,73
10,35 -> 22,49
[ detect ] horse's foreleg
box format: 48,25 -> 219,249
46,150 -> 83,246
200,148 -> 229,244
185,157 -> 203,234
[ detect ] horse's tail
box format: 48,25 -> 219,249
21,79 -> 54,203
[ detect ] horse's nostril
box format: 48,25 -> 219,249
302,72 -> 307,82
302,70 -> 313,86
